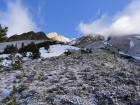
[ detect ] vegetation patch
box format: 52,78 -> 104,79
3,44 -> 18,54
64,50 -> 72,56
2,85 -> 20,105
80,48 -> 92,54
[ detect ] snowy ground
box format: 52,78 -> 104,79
0,44 -> 79,66
40,44 -> 79,58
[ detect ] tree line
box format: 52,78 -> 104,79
3,41 -> 57,59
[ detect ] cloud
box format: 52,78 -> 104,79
0,0 -> 39,37
37,1 -> 46,25
97,8 -> 100,16
78,0 -> 140,38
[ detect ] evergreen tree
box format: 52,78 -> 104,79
3,44 -> 18,54
0,24 -> 8,42
21,42 -> 24,48
44,42 -> 50,51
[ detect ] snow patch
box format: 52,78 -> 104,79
0,54 -> 9,58
119,51 -> 127,55
119,51 -> 140,60
102,40 -> 112,46
128,38 -> 134,47
135,35 -> 140,39
40,44 -> 79,58
1,59 -> 11,66
132,56 -> 140,60
69,40 -> 77,45
63,37 -> 70,42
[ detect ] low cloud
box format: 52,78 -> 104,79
0,0 -> 39,37
78,0 -> 140,38
37,1 -> 46,25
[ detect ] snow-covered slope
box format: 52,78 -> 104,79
47,32 -> 70,43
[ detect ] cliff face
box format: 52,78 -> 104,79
7,31 -> 50,42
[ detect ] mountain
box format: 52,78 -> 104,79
105,34 -> 140,58
69,33 -> 106,54
7,31 -> 50,42
0,32 -> 140,105
46,32 -> 70,43
70,33 -> 140,60
70,33 -> 104,45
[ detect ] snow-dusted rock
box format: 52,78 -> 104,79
47,32 -> 70,43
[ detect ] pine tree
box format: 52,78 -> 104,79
45,42 -> 50,51
21,42 -> 24,48
0,24 -> 8,43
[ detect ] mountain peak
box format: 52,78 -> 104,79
46,32 -> 70,43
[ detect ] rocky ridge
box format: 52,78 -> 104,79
7,31 -> 50,42
0,50 -> 140,105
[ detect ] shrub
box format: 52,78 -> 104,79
80,48 -> 92,54
88,48 -> 92,53
64,50 -> 72,56
0,58 -> 4,68
80,49 -> 89,54
3,44 -> 18,54
21,42 -> 24,48
12,60 -> 22,70
18,84 -> 27,93
37,41 -> 50,51
19,42 -> 40,59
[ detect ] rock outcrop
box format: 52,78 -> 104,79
47,32 -> 70,43
7,31 -> 50,42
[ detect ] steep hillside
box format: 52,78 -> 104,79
0,51 -> 140,105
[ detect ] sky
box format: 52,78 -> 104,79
0,0 -> 139,38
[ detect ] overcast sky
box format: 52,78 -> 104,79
1,0 -> 139,38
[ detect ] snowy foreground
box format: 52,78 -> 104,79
0,49 -> 140,104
